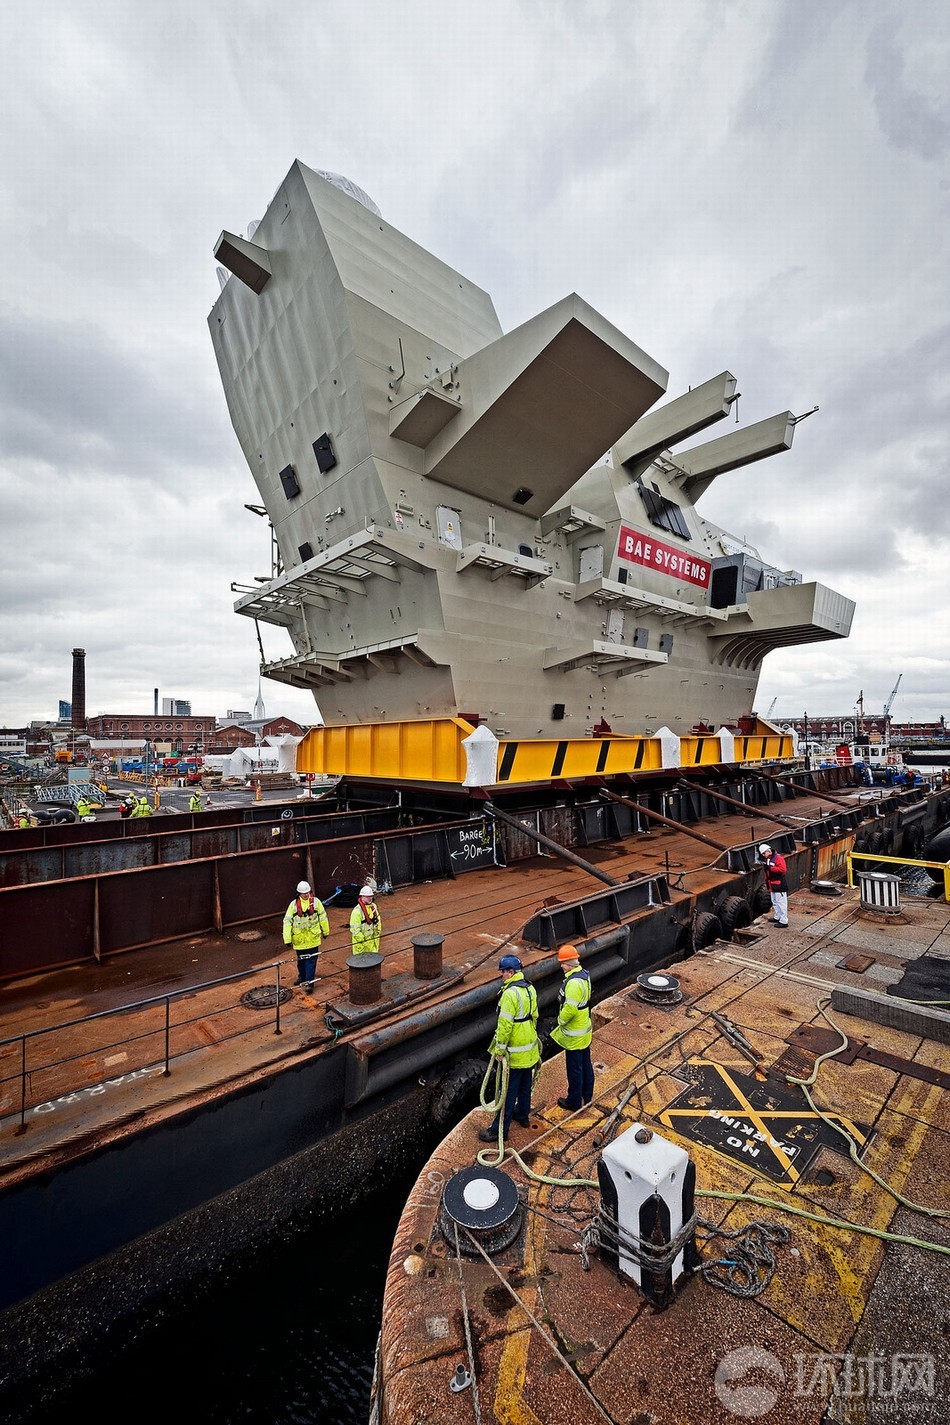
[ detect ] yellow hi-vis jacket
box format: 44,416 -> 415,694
349,901 -> 381,954
489,971 -> 540,1068
550,964 -> 592,1051
283,893 -> 330,951
189,793 -> 202,811
76,798 -> 92,817
131,798 -> 152,817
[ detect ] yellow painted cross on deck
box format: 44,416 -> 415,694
658,1059 -> 868,1185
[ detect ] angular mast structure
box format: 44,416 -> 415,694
211,163 -> 852,742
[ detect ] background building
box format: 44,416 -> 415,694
85,713 -> 216,750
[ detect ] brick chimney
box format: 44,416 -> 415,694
71,648 -> 87,731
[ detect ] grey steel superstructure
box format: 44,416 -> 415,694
210,162 -> 853,740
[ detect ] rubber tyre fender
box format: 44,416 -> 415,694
902,823 -> 924,858
690,911 -> 722,953
718,895 -> 753,939
536,1013 -> 558,1059
866,830 -> 884,854
881,825 -> 895,854
752,885 -> 773,918
430,1057 -> 490,1131
922,826 -> 950,882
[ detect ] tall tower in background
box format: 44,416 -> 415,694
71,649 -> 87,731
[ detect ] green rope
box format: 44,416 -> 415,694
324,1013 -> 345,1042
784,996 -> 949,1220
476,1056 -> 596,1186
696,1189 -> 950,1256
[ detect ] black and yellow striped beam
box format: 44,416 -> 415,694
295,718 -> 796,787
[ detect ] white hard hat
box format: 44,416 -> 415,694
297,880 -> 311,894
758,844 -> 771,855
360,885 -> 375,898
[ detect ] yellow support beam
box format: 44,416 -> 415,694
296,717 -> 475,784
296,718 -> 798,787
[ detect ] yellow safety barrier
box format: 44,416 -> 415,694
847,851 -> 950,902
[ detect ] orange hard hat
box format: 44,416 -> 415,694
558,944 -> 580,962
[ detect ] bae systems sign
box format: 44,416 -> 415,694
617,525 -> 711,589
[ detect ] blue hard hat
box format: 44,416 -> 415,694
498,954 -> 522,972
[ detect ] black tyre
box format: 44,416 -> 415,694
718,895 -> 753,939
537,1013 -> 558,1058
902,823 -> 924,859
430,1058 -> 489,1130
867,831 -> 884,854
752,885 -> 772,917
690,911 -> 722,952
922,827 -> 950,882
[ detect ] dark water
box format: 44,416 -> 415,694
15,1158 -> 426,1425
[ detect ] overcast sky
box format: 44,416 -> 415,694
1,0 -> 947,732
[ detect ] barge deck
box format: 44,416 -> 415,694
375,883 -> 950,1424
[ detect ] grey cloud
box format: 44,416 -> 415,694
0,310 -> 230,478
866,24 -> 950,161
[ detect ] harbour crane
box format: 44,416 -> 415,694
884,673 -> 903,718
766,696 -> 778,717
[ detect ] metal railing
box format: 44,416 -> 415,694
846,851 -> 950,900
0,961 -> 291,1136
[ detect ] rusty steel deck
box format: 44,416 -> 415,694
375,887 -> 950,1424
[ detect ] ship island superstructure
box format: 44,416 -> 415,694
210,163 -> 854,744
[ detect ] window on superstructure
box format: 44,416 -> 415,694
638,481 -> 690,540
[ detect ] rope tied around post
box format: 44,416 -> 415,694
581,1206 -> 699,1275
581,1204 -> 791,1298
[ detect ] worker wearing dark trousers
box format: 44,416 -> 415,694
282,879 -> 330,991
479,955 -> 540,1142
550,944 -> 594,1110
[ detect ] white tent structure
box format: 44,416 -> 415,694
202,735 -> 303,781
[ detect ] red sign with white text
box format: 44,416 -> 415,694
617,526 -> 711,588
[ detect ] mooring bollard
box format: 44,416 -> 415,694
411,932 -> 444,980
857,870 -> 901,915
346,953 -> 384,1004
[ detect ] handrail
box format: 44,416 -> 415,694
0,960 -> 291,1136
846,851 -> 950,901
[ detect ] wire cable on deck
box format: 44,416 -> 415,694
460,1224 -> 618,1425
452,1222 -> 482,1425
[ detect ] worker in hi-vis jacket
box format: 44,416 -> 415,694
550,943 -> 594,1111
478,954 -> 540,1143
349,885 -> 382,954
283,879 -> 330,992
